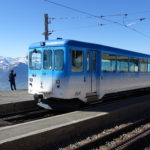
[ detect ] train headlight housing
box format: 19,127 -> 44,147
56,80 -> 60,88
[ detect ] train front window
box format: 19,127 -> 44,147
44,50 -> 52,70
54,50 -> 64,70
29,50 -> 42,70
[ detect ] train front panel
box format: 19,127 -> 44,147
28,46 -> 68,100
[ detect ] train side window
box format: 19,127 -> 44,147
44,50 -> 52,70
129,58 -> 139,72
117,56 -> 128,72
93,51 -> 97,72
140,58 -> 148,72
54,50 -> 64,71
87,53 -> 90,72
102,54 -> 116,72
72,50 -> 83,72
148,60 -> 150,72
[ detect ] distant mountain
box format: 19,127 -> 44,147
0,56 -> 28,90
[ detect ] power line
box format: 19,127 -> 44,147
45,0 -> 150,18
98,10 -> 150,18
124,10 -> 150,16
52,23 -> 108,32
123,18 -> 146,27
50,15 -> 147,32
125,18 -> 146,22
44,0 -> 150,39
50,16 -> 94,20
50,15 -> 148,28
44,0 -> 97,17
102,17 -> 150,38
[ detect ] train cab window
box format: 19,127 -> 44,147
129,58 -> 139,72
72,50 -> 83,72
102,54 -> 116,72
44,50 -> 52,70
148,60 -> 150,72
117,56 -> 128,72
140,59 -> 148,72
29,50 -> 42,70
54,50 -> 64,70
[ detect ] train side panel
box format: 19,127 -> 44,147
100,50 -> 150,97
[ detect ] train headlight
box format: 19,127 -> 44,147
29,83 -> 32,87
56,80 -> 60,84
29,78 -> 33,82
40,42 -> 45,46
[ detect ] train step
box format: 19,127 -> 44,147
86,94 -> 99,103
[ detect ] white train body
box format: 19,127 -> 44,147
28,39 -> 150,109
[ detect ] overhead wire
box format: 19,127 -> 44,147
45,0 -> 150,18
54,24 -> 106,32
102,17 -> 150,38
122,17 -> 146,27
44,0 -> 97,17
44,0 -> 150,39
50,16 -> 93,20
97,10 -> 150,18
50,15 -> 147,28
50,14 -> 149,20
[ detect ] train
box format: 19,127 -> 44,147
28,39 -> 150,110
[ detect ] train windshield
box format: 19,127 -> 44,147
29,49 -> 64,71
44,50 -> 52,70
29,49 -> 42,70
43,49 -> 64,71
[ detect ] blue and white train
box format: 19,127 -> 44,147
28,39 -> 150,109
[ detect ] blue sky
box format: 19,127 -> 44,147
0,0 -> 150,57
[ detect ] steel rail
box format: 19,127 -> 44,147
74,116 -> 150,150
109,128 -> 150,150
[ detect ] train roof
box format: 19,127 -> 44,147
29,39 -> 150,58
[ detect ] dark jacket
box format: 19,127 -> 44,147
9,72 -> 16,83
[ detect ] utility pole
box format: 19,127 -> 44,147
44,14 -> 49,40
43,14 -> 53,40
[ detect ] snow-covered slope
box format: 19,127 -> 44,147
0,56 -> 27,71
0,56 -> 28,90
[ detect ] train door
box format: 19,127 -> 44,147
41,48 -> 53,93
42,48 -> 64,94
86,50 -> 98,98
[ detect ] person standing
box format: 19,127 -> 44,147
9,70 -> 16,91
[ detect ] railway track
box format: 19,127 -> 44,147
0,95 -> 126,127
0,108 -> 61,127
0,93 -> 150,150
0,89 -> 149,128
68,115 -> 150,150
109,128 -> 150,150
